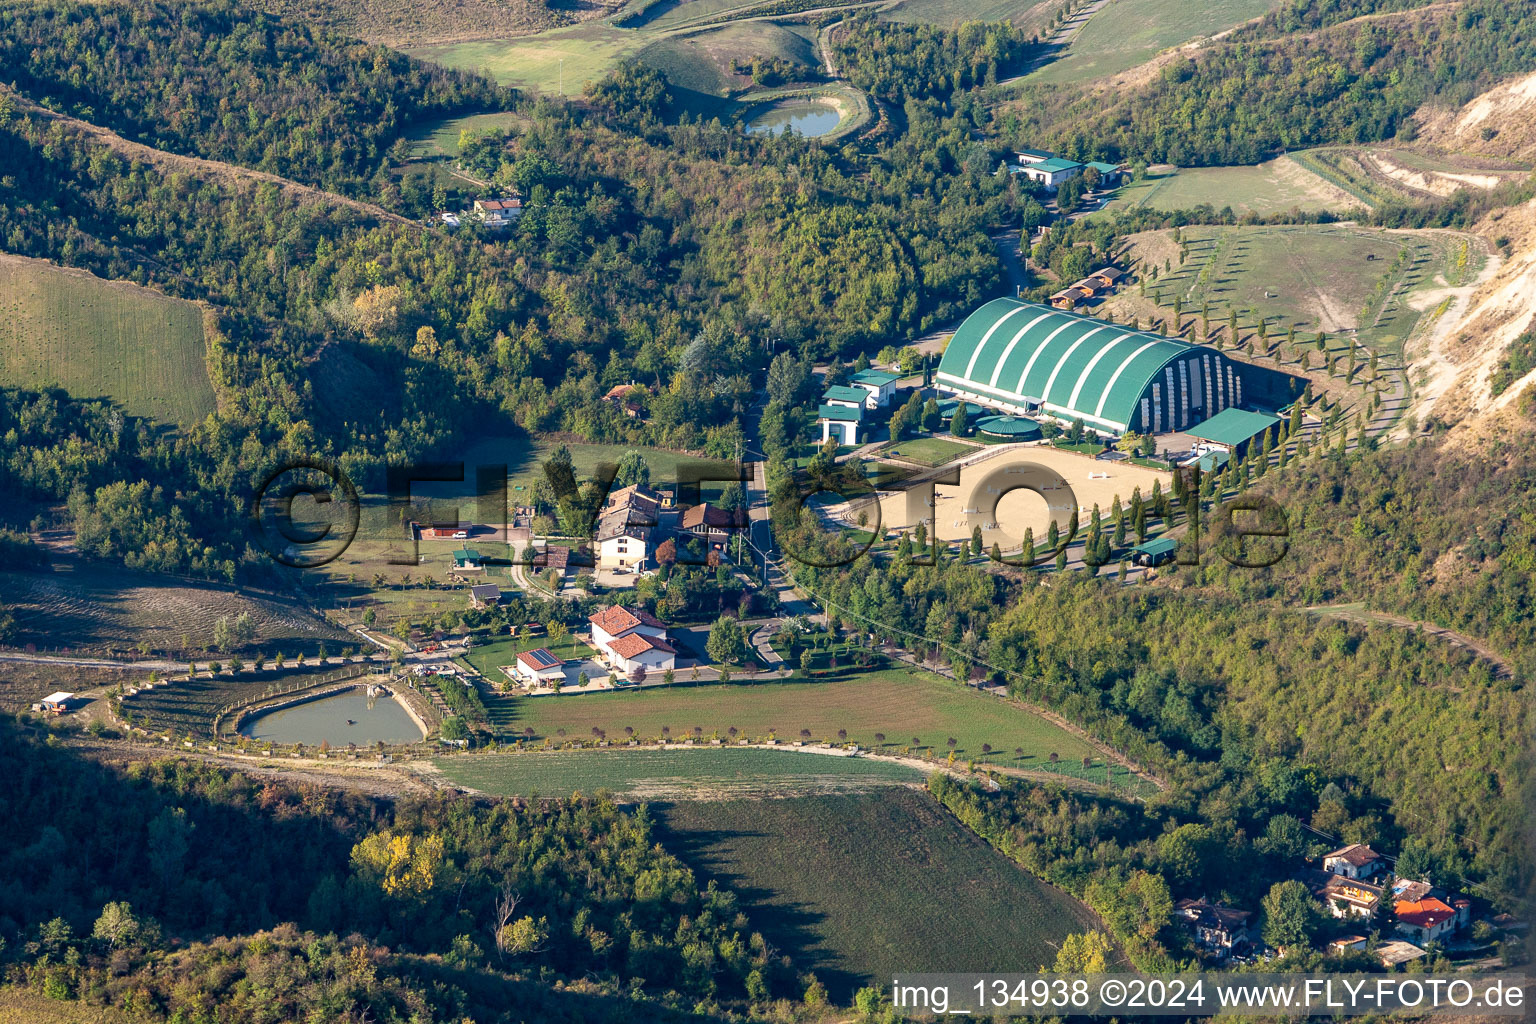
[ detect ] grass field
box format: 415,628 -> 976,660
885,0 -> 1056,31
638,21 -> 818,100
654,791 -> 1104,998
405,110 -> 529,160
0,254 -> 216,427
474,664 -> 1101,765
1028,0 -> 1280,84
2,563 -> 352,657
881,436 -> 974,467
1101,157 -> 1359,217
411,24 -> 642,95
436,746 -> 925,798
1120,224 -> 1466,351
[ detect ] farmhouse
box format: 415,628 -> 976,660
514,647 -> 565,685
1323,843 -> 1385,880
936,298 -> 1254,435
1175,898 -> 1252,957
595,484 -> 663,570
468,583 -> 502,608
473,197 -> 523,227
1394,897 -> 1461,945
680,502 -> 741,553
1319,877 -> 1386,920
603,383 -> 646,418
588,605 -> 676,676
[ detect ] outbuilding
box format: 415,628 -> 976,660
514,648 -> 566,685
1187,408 -> 1280,459
1130,537 -> 1177,567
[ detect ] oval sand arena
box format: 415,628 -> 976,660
873,444 -> 1170,552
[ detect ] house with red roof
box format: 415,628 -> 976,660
588,605 -> 675,676
1394,897 -> 1461,945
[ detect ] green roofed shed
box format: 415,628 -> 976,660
817,404 -> 863,422
822,385 -> 868,404
1130,536 -> 1177,566
852,369 -> 899,386
1187,408 -> 1280,451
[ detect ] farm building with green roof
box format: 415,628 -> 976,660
935,298 -> 1255,435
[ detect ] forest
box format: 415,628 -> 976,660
829,16 -> 1035,104
997,0 -> 1536,165
0,0 -> 507,197
0,717 -> 800,1019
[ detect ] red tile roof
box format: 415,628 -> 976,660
588,605 -> 666,635
1326,844 -> 1382,867
1395,898 -> 1457,929
606,632 -> 675,659
681,503 -> 738,530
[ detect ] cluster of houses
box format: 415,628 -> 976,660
1049,264 -> 1126,311
1009,147 -> 1126,192
593,483 -> 744,572
438,196 -> 524,230
510,603 -> 678,689
816,367 -> 901,446
1179,843 -> 1479,967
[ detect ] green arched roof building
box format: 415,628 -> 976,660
935,298 -> 1248,434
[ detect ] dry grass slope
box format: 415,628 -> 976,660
253,0 -> 624,47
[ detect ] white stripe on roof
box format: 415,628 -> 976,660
981,312 -> 1060,390
1008,319 -> 1081,394
1066,332 -> 1136,410
1039,325 -> 1114,407
1092,341 -> 1166,420
963,304 -> 1034,380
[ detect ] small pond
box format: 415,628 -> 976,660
239,690 -> 424,747
745,101 -> 842,138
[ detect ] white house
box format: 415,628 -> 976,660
1019,157 -> 1084,191
818,403 -> 863,445
1394,897 -> 1461,945
1016,147 -> 1055,166
595,484 -> 662,570
589,605 -> 675,676
850,368 -> 899,408
1324,844 -> 1385,880
473,197 -> 523,227
513,648 -> 565,685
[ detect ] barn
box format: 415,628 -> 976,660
936,298 -> 1255,435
